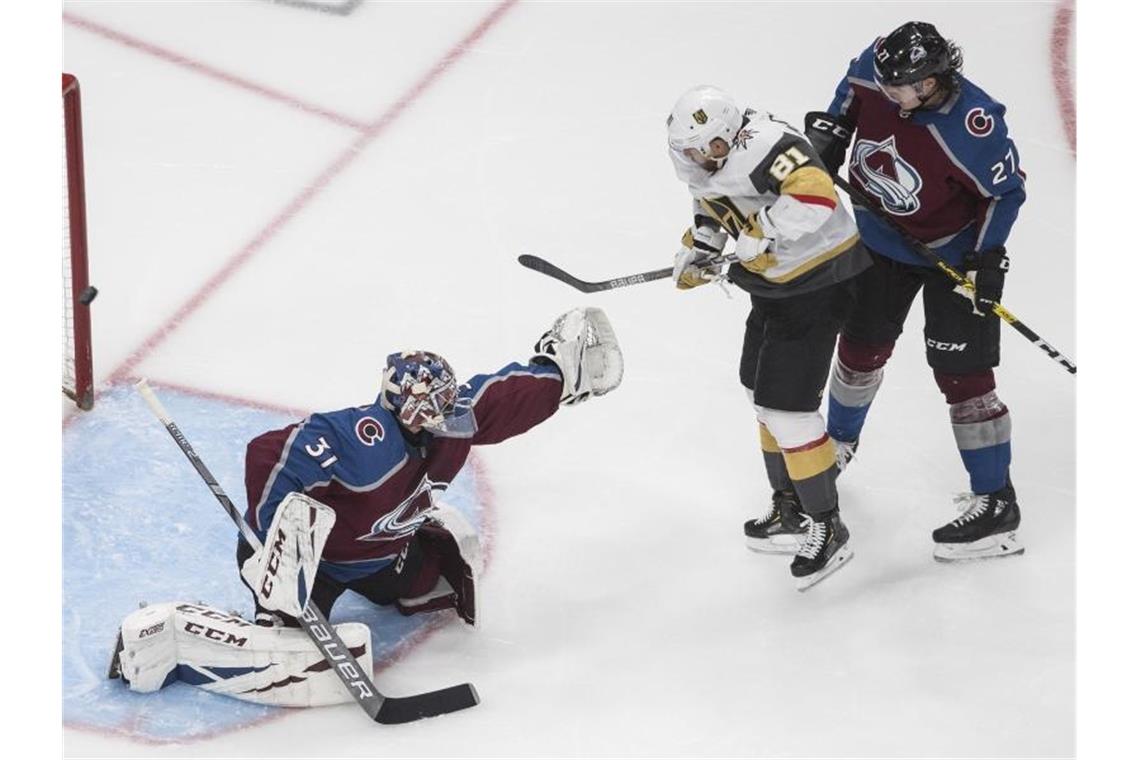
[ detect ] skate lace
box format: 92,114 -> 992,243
950,493 -> 990,526
795,515 -> 828,559
756,501 -> 779,524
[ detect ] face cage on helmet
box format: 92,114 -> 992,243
395,379 -> 457,431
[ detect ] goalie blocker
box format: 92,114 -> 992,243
238,499 -> 483,628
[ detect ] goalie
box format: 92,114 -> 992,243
109,308 -> 623,707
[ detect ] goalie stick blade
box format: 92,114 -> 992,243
374,682 -> 480,724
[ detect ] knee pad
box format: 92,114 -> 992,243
933,369 -> 996,405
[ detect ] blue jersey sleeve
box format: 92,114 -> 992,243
929,94 -> 1027,252
827,42 -> 877,119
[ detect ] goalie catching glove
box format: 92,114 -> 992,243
533,307 -> 623,406
240,492 -> 335,620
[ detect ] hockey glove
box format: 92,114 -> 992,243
673,224 -> 728,289
735,211 -> 776,274
956,247 -> 1009,317
803,111 -> 854,176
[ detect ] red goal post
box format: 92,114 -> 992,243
63,73 -> 95,410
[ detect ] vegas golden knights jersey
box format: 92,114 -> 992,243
670,110 -> 870,297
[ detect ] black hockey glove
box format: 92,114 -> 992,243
962,246 -> 1010,316
803,111 -> 854,175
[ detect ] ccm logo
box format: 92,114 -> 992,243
184,621 -> 249,647
926,339 -> 967,352
259,527 -> 288,598
810,116 -> 850,141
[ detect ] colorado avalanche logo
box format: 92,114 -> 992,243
850,135 -> 924,216
965,107 -> 995,137
358,476 -> 442,542
355,416 -> 385,446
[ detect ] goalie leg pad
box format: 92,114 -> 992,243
533,307 -> 624,405
395,502 -> 481,626
113,602 -> 372,707
240,492 -> 335,619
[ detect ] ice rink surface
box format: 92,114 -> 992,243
62,1 -> 1075,756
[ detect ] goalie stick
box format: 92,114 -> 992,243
134,379 -> 479,725
832,174 -> 1076,375
518,253 -> 738,293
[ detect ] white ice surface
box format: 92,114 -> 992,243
63,1 -> 1074,756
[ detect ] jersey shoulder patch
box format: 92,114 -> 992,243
945,80 -> 1009,140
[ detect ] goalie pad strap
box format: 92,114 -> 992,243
116,602 -> 372,707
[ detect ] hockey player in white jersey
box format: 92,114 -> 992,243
667,85 -> 871,590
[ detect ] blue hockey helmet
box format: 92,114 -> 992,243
381,351 -> 471,435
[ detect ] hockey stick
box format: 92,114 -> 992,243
518,253 -> 738,293
832,174 -> 1076,375
134,379 -> 479,724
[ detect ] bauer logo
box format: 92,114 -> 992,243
138,621 -> 166,638
926,338 -> 967,352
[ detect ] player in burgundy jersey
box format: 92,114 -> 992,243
237,308 -> 623,628
803,22 -> 1026,562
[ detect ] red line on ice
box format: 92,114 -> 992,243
63,13 -> 369,132
1051,0 -> 1076,154
105,0 -> 520,385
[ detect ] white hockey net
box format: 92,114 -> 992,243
63,73 -> 94,410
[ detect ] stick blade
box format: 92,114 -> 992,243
374,682 -> 480,724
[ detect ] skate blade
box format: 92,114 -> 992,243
933,531 -> 1024,563
746,535 -> 801,555
796,546 -> 854,592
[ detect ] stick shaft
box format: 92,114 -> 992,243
833,175 -> 1076,374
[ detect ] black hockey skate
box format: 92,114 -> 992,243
791,509 -> 853,591
932,481 -> 1023,562
743,489 -> 806,554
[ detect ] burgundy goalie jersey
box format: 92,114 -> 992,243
243,360 -> 563,582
